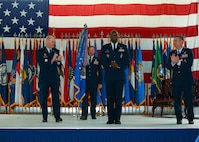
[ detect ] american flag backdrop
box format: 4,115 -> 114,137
48,0 -> 198,38
0,0 -> 48,36
1,0 -> 199,106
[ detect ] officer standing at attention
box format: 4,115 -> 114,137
100,30 -> 129,124
37,35 -> 63,123
167,35 -> 194,124
80,46 -> 102,120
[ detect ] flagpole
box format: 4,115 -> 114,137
147,84 -> 150,115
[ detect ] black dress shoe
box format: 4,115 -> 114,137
177,120 -> 182,124
42,119 -> 47,122
80,116 -> 87,120
56,117 -> 63,122
92,117 -> 96,119
106,120 -> 114,124
115,120 -> 121,124
189,120 -> 194,124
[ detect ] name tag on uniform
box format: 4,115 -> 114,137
181,53 -> 188,58
94,59 -> 99,65
119,48 -> 124,52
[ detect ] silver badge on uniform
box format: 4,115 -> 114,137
94,59 -> 99,65
105,49 -> 110,53
43,53 -> 48,58
120,53 -> 123,58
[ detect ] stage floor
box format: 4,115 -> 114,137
1,110 -> 199,142
0,113 -> 199,129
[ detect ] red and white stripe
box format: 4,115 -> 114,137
49,0 -> 198,38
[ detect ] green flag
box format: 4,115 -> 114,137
152,39 -> 163,94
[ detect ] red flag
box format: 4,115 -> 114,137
32,39 -> 38,105
64,42 -> 69,104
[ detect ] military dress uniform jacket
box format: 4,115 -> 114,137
86,56 -> 102,88
37,47 -> 61,84
100,43 -> 129,81
166,47 -> 194,86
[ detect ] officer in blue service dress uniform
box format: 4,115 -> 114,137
80,46 -> 102,120
167,35 -> 194,124
37,35 -> 63,122
100,30 -> 129,124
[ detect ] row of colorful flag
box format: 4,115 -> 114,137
0,30 -> 190,110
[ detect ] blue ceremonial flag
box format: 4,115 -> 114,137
123,40 -> 131,105
96,90 -> 101,107
28,39 -> 36,106
135,39 -> 145,106
0,40 -> 8,106
22,41 -> 29,106
94,39 -> 101,106
100,69 -> 106,110
165,39 -> 173,79
68,40 -> 72,68
74,26 -> 88,103
159,39 -> 164,78
150,39 -> 158,99
99,39 -> 106,111
0,0 -> 48,37
129,39 -> 135,105
124,66 -> 130,105
162,39 -> 168,79
94,39 -> 98,57
167,39 -> 172,60
68,39 -> 75,103
10,39 -> 17,106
